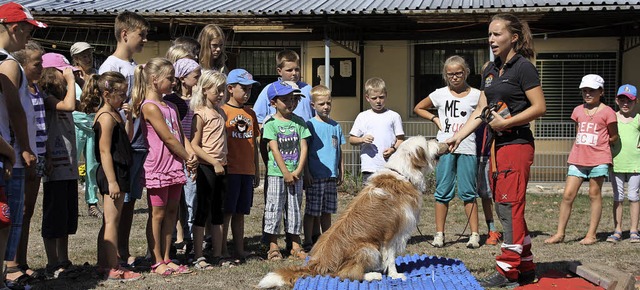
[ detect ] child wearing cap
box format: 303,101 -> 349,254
71,41 -> 102,220
545,74 -> 619,245
220,69 -> 260,261
262,80 -> 311,260
0,2 -> 46,287
39,52 -> 81,276
607,84 -> 640,243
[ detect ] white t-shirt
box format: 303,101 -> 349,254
349,109 -> 404,172
98,55 -> 137,96
0,50 -> 37,168
430,86 -> 480,155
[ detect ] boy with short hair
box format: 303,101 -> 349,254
254,50 -> 315,125
262,80 -> 311,261
303,85 -> 344,248
220,68 -> 261,259
0,2 -> 47,287
349,77 -> 404,184
98,11 -> 149,267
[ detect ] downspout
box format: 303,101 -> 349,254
618,36 -> 624,88
359,39 -> 365,112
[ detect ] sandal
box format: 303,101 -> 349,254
4,266 -> 32,288
151,262 -> 174,277
18,264 -> 41,280
267,248 -> 283,261
630,231 -> 640,243
192,257 -> 214,270
606,231 -> 622,243
289,247 -> 308,260
165,260 -> 192,274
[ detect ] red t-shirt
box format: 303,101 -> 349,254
567,104 -> 617,166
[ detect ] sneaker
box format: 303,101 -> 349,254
518,270 -> 537,285
432,232 -> 444,248
478,271 -> 519,288
467,232 -> 481,249
105,267 -> 142,281
88,204 -> 102,218
486,231 -> 502,245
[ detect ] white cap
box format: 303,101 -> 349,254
579,74 -> 604,90
70,42 -> 93,56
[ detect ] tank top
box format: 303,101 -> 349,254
612,113 -> 640,173
141,99 -> 186,188
94,112 -> 133,194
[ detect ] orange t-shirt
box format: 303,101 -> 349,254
221,104 -> 260,175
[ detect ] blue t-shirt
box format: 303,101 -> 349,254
254,80 -> 314,124
263,115 -> 311,177
306,117 -> 345,179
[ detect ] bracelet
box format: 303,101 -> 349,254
391,146 -> 396,151
430,115 -> 438,122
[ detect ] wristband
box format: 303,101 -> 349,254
430,115 -> 438,122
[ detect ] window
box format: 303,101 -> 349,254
413,43 -> 489,115
535,52 -> 618,137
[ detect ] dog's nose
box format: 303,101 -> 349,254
436,143 -> 449,156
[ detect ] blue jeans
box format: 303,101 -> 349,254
5,167 -> 25,260
181,167 -> 197,240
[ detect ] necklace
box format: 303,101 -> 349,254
584,104 -> 600,120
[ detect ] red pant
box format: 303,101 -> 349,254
490,143 -> 535,280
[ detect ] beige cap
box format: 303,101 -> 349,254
70,42 -> 93,56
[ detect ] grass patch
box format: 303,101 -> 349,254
21,183 -> 640,289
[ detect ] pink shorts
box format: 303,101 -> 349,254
147,184 -> 182,207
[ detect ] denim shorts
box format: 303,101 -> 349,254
567,164 -> 609,179
4,168 -> 25,260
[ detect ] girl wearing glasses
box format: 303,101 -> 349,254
413,55 -> 482,249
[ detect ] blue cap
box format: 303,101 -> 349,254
267,80 -> 303,100
226,68 -> 260,86
617,84 -> 637,100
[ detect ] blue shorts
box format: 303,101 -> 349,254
225,174 -> 254,215
5,168 -> 25,260
125,150 -> 147,203
567,164 -> 609,179
434,153 -> 478,203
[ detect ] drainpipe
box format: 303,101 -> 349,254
359,40 -> 365,112
325,38 -> 331,89
618,36 -> 624,88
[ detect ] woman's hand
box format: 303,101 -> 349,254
488,111 -> 510,132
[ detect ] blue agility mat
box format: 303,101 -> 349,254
293,254 -> 483,290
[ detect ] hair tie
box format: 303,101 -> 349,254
105,80 -> 110,89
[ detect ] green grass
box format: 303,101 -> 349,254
21,182 -> 640,289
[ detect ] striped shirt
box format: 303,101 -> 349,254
30,84 -> 47,155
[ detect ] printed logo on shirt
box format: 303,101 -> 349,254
230,115 -> 253,139
485,74 -> 494,88
276,125 -> 300,163
575,121 -> 599,146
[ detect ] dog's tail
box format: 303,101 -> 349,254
257,265 -> 315,288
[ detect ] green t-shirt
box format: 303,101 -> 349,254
612,113 -> 640,173
263,115 -> 311,177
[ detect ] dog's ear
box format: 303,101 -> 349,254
411,146 -> 428,169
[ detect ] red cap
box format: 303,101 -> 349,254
0,2 -> 47,28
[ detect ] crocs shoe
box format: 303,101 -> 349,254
486,230 -> 502,245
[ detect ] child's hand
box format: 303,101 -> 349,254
21,150 -> 35,168
362,134 -> 374,144
108,181 -> 122,200
62,67 -> 76,84
213,163 -> 225,175
121,103 -> 132,119
186,154 -> 198,169
382,147 -> 395,159
283,172 -> 295,185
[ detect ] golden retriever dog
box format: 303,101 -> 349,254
258,136 -> 448,288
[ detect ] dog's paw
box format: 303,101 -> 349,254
363,272 -> 383,281
389,272 -> 407,281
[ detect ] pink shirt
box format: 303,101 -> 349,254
567,104 -> 617,166
142,100 -> 187,188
